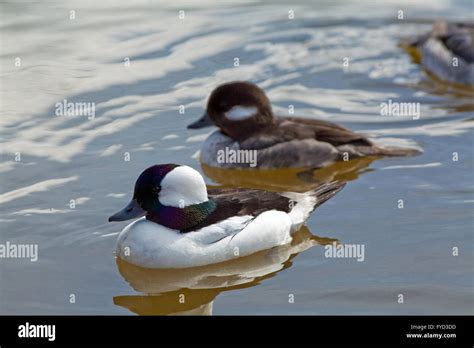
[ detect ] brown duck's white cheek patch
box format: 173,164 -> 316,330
224,106 -> 258,121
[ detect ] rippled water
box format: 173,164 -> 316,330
1,0 -> 473,314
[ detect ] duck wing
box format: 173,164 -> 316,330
441,22 -> 474,63
179,188 -> 292,235
239,117 -> 372,150
237,117 -> 418,168
183,183 -> 344,234
195,188 -> 292,231
280,117 -> 373,147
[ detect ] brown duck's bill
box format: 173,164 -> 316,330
187,112 -> 213,129
108,198 -> 146,222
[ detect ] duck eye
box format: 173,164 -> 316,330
152,186 -> 161,195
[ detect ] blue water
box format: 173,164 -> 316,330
0,0 -> 472,314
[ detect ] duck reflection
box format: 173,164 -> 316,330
114,226 -> 336,315
201,156 -> 377,192
406,77 -> 474,113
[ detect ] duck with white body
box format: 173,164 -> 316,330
109,164 -> 345,269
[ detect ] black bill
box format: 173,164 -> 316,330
108,198 -> 146,222
187,112 -> 213,129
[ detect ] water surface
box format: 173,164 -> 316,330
0,0 -> 473,314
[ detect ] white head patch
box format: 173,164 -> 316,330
159,166 -> 208,207
224,106 -> 258,121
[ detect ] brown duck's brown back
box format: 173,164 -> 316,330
237,116 -> 420,168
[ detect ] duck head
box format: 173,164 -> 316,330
188,81 -> 274,140
109,164 -> 215,231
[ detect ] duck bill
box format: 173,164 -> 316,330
187,112 -> 213,129
108,198 -> 146,222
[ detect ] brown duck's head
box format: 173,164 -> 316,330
188,81 -> 274,140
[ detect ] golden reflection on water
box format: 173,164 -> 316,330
114,227 -> 337,315
202,157 -> 377,192
414,77 -> 474,113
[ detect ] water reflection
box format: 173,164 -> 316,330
201,157 -> 377,192
412,77 -> 474,113
114,227 -> 337,315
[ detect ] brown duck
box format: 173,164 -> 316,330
188,81 -> 420,169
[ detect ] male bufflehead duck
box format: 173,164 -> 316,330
108,164 -> 344,268
188,82 -> 420,169
401,20 -> 474,86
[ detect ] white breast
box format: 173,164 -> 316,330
200,130 -> 240,168
116,210 -> 293,269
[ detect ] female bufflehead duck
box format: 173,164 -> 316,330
108,164 -> 344,268
188,82 -> 420,169
401,20 -> 474,86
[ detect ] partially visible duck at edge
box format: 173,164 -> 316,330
188,81 -> 421,169
108,164 -> 344,268
401,20 -> 474,87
